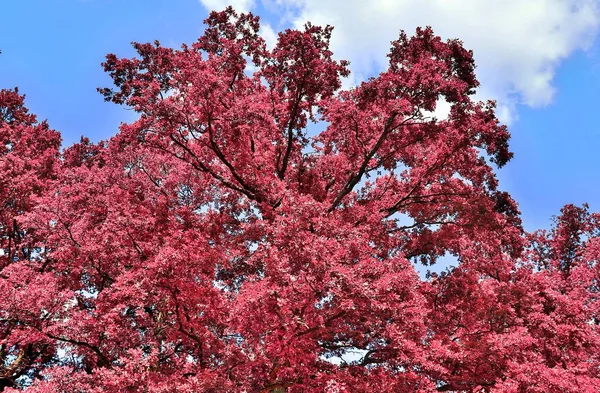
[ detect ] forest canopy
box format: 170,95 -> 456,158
1,8 -> 599,393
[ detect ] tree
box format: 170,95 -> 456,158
2,7 -> 599,392
0,88 -> 61,389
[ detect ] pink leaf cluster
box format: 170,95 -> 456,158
1,7 -> 599,392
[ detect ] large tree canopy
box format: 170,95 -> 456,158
1,8 -> 599,393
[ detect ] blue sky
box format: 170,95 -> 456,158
1,0 -> 599,232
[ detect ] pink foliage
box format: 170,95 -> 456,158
1,7 -> 599,392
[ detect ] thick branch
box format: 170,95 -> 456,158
383,192 -> 470,218
167,134 -> 256,200
328,112 -> 400,212
45,333 -> 110,368
206,116 -> 257,196
277,91 -> 304,180
382,140 -> 471,218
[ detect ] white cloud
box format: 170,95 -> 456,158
206,0 -> 600,125
199,0 -> 256,13
260,23 -> 279,50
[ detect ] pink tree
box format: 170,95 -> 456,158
0,89 -> 61,389
2,8 -> 599,392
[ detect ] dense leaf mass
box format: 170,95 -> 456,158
1,8 -> 600,392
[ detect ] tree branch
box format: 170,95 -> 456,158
328,112 -> 402,212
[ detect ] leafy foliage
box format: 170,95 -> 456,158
1,8 -> 599,392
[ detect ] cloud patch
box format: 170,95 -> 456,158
199,0 -> 256,13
